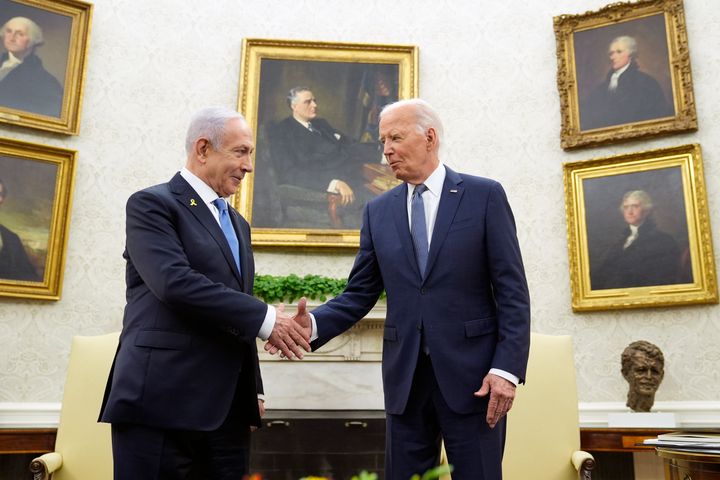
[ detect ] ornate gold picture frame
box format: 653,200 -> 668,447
0,0 -> 92,135
554,0 -> 696,149
0,137 -> 76,300
235,38 -> 418,248
563,144 -> 717,311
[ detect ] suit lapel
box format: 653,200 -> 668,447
425,168 -> 464,281
391,183 -> 421,279
169,174 -> 244,285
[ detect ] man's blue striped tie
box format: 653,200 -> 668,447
411,184 -> 429,277
213,198 -> 241,275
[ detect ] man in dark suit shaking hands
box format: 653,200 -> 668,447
281,99 -> 531,479
100,107 -> 310,479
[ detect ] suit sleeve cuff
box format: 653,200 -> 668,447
489,368 -> 519,386
257,305 -> 275,340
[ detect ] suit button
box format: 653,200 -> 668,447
420,288 -> 426,294
417,324 -> 422,331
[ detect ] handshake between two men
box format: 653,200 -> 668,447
265,298 -> 312,359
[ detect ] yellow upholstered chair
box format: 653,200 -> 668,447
30,332 -> 119,480
439,333 -> 594,480
503,333 -> 594,479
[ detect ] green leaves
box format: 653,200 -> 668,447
350,471 -> 378,480
410,465 -> 453,480
253,274 -> 347,304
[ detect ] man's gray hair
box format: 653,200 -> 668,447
286,86 -> 311,108
611,36 -> 638,57
620,190 -> 653,212
380,99 -> 444,147
3,17 -> 44,48
185,107 -> 246,154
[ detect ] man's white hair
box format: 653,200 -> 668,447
3,17 -> 44,48
185,107 -> 246,154
379,98 -> 444,147
611,36 -> 638,57
620,190 -> 653,212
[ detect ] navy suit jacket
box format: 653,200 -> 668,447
100,173 -> 268,431
312,167 -> 531,415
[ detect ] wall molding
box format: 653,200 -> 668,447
0,402 -> 62,428
2,401 -> 718,429
579,401 -> 720,428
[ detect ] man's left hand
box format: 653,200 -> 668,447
474,373 -> 516,428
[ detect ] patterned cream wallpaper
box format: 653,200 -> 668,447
0,0 -> 718,407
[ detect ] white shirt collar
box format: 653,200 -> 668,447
180,167 -> 223,206
293,117 -> 311,129
609,62 -> 631,90
409,163 -> 445,198
1,52 -> 23,69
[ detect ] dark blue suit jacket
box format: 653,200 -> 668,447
312,167 -> 530,415
100,173 -> 268,430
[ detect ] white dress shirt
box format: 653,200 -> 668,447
608,62 -> 631,91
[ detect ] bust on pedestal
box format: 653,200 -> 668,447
608,340 -> 676,428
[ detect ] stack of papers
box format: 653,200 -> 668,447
643,431 -> 720,454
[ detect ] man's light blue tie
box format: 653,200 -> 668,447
411,184 -> 429,277
213,198 -> 241,275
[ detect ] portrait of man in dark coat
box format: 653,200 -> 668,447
0,177 -> 40,282
591,190 -> 685,290
0,16 -> 63,117
579,35 -> 674,131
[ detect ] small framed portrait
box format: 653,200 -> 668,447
0,0 -> 92,135
235,38 -> 418,249
563,144 -> 717,311
0,137 -> 76,300
554,0 -> 697,149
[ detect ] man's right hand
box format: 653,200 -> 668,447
266,298 -> 312,357
335,180 -> 355,206
266,303 -> 311,359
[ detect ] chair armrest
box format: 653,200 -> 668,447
571,450 -> 595,480
29,452 -> 63,480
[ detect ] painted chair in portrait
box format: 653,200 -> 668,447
29,332 -> 119,480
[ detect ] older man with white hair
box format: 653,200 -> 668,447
0,16 -> 63,116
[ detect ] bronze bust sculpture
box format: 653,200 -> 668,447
621,340 -> 665,412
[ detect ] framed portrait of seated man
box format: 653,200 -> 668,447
0,137 -> 76,300
0,0 -> 92,135
563,144 -> 717,311
554,0 -> 697,149
235,38 -> 418,248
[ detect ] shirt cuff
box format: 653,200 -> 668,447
489,368 -> 519,386
328,179 -> 339,193
308,312 -> 319,342
257,305 -> 275,340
